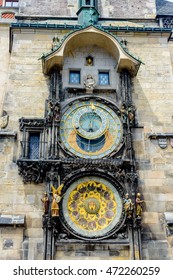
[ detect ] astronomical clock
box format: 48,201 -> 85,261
18,68 -> 138,258
59,98 -> 124,159
60,173 -> 125,240
17,4 -> 141,258
57,96 -> 128,241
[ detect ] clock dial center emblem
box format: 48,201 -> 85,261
83,197 -> 100,214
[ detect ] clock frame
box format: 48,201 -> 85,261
59,171 -> 125,240
59,97 -> 124,159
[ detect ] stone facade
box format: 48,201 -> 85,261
19,0 -> 156,18
0,1 -> 173,260
0,26 -> 10,113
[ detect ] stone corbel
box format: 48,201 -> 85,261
17,160 -> 45,183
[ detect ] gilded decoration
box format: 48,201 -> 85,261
61,176 -> 123,239
51,184 -> 64,217
68,180 -> 117,232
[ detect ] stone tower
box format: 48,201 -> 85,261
0,0 -> 173,260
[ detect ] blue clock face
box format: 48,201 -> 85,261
79,112 -> 102,133
73,104 -> 108,140
60,100 -> 123,159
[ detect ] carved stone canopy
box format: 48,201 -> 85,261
42,26 -> 141,77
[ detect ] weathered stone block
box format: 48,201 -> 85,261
166,202 -> 173,211
3,239 -> 13,249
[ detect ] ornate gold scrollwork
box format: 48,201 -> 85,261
68,180 -> 117,232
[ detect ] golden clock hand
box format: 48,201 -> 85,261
90,102 -> 96,111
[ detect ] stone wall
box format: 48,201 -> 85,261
0,134 -> 44,259
0,24 -> 173,259
169,42 -> 173,72
0,31 -> 53,260
3,32 -> 51,130
0,227 -> 24,260
127,33 -> 173,259
19,0 -> 156,18
55,244 -> 130,260
99,0 -> 156,18
0,26 -> 10,114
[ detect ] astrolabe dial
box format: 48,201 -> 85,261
59,99 -> 123,159
73,103 -> 108,140
60,176 -> 124,240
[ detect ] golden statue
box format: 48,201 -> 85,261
51,184 -> 64,217
124,193 -> 134,218
136,193 -> 144,218
86,56 -> 93,66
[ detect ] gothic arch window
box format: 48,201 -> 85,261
69,70 -> 81,85
98,71 -> 110,86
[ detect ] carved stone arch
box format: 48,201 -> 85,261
42,25 -> 141,77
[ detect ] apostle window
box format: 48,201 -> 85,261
98,71 -> 110,86
69,70 -> 81,84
